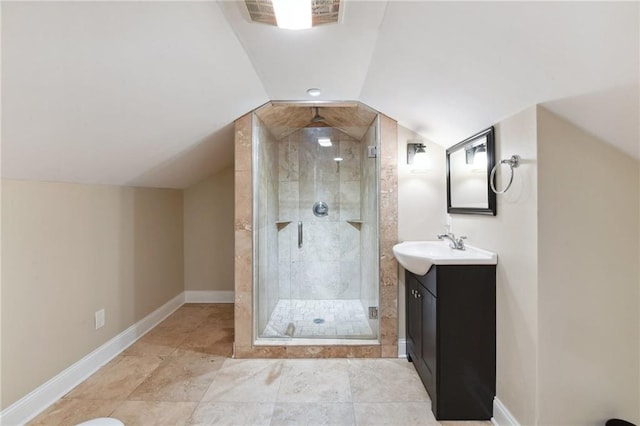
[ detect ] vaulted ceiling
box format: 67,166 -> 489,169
2,1 -> 638,188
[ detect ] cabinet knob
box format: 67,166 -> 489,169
416,292 -> 422,298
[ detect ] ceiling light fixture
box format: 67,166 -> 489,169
307,88 -> 321,97
271,0 -> 312,30
318,137 -> 332,147
244,0 -> 341,29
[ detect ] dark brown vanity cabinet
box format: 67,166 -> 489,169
406,265 -> 496,420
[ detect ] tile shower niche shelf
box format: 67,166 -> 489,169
275,221 -> 292,231
346,219 -> 363,229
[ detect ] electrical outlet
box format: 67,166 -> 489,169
95,309 -> 105,330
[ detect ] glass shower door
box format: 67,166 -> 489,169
254,106 -> 380,342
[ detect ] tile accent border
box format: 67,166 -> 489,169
233,108 -> 399,359
184,290 -> 234,303
492,397 -> 521,426
378,114 -> 399,358
0,293 -> 184,426
234,112 -> 254,351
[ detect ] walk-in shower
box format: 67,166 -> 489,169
252,102 -> 380,341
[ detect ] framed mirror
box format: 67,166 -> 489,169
446,126 -> 496,215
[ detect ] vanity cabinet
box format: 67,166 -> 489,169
406,265 -> 496,420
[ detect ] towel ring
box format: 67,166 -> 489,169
490,155 -> 520,194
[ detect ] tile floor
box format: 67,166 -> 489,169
29,304 -> 491,426
262,299 -> 375,339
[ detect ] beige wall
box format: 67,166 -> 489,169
183,167 -> 234,292
396,125 -> 447,340
537,107 -> 640,425
398,106 -> 640,423
397,125 -> 448,242
451,107 -> 539,425
1,180 -> 184,409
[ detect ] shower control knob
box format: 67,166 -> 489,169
312,201 -> 329,217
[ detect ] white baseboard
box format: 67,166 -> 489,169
0,293 -> 185,426
184,290 -> 234,303
492,397 -> 520,426
397,338 -> 407,358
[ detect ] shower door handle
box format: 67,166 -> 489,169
298,221 -> 303,248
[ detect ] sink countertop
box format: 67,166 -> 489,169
392,240 -> 497,276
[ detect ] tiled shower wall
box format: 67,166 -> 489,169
277,127 -> 362,300
256,117 -> 279,331
234,109 -> 398,358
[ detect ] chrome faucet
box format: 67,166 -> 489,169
437,233 -> 467,250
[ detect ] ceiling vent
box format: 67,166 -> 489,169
244,0 -> 341,28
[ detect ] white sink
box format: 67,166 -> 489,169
392,240 -> 497,276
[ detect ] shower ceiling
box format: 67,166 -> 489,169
254,102 -> 377,141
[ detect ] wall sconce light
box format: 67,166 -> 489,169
407,141 -> 428,167
465,144 -> 487,171
466,145 -> 485,163
334,157 -> 343,173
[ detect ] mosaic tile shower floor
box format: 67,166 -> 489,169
262,299 -> 376,339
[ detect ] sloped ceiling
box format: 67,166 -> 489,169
2,1 -> 638,188
1,1 -> 269,188
360,1 -> 639,155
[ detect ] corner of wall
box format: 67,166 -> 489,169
183,166 -> 235,293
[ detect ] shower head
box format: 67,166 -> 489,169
311,107 -> 325,123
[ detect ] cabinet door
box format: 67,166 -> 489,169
406,274 -> 422,362
420,287 -> 437,401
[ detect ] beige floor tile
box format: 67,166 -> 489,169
353,402 -> 437,425
64,355 -> 162,400
439,422 -> 492,425
187,402 -> 274,426
128,349 -> 225,402
27,398 -> 122,426
202,359 -> 284,402
203,317 -> 235,328
349,358 -> 430,402
202,308 -> 235,328
156,306 -> 212,331
110,400 -> 197,426
204,305 -> 234,316
277,359 -> 352,403
122,326 -> 188,358
271,402 -> 356,426
178,326 -> 234,356
34,304 -> 479,426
